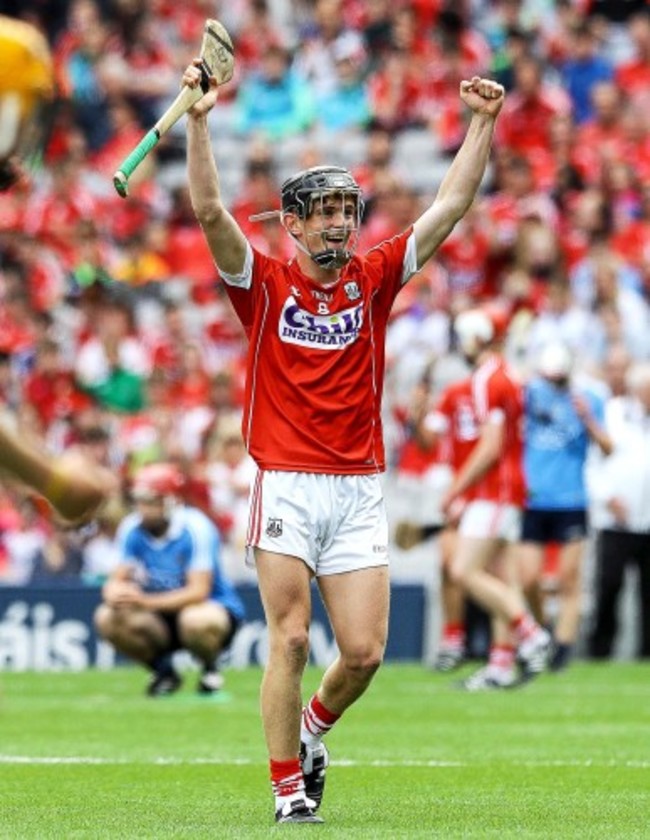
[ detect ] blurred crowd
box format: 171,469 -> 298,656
1,0 -> 650,637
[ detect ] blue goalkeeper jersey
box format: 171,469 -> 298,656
117,505 -> 245,622
524,377 -> 604,510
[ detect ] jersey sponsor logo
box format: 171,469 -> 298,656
265,517 -> 283,538
279,297 -> 364,350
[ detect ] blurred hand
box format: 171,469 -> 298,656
45,449 -> 117,524
441,487 -> 462,521
606,497 -> 628,526
571,394 -> 591,422
104,580 -> 144,608
460,77 -> 505,118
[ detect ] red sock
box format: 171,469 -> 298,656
441,623 -> 465,648
510,613 -> 538,644
301,694 -> 340,743
488,644 -> 515,671
270,758 -> 304,799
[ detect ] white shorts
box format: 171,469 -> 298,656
459,500 -> 522,543
246,470 -> 389,576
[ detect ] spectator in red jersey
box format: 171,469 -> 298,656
367,46 -> 427,133
22,153 -> 98,271
235,0 -> 287,76
480,152 -> 559,296
90,98 -> 150,182
615,10 -> 650,108
184,56 -> 505,824
436,203 -> 491,302
573,80 -> 627,186
612,184 -> 650,296
558,186 -> 610,272
440,306 -> 552,690
23,338 -> 93,431
164,185 -> 217,284
495,53 -> 571,180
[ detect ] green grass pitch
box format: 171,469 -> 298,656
1,663 -> 650,838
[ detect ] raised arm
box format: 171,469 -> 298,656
184,60 -> 249,276
413,76 -> 504,269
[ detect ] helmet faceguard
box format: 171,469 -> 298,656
280,166 -> 364,269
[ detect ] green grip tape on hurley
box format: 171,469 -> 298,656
113,129 -> 160,197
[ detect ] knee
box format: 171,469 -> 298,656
93,604 -> 115,639
273,628 -> 311,670
340,644 -> 385,680
177,609 -> 205,644
448,561 -> 468,588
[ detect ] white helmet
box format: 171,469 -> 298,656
454,309 -> 495,357
538,342 -> 573,379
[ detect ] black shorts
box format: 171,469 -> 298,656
156,607 -> 242,653
521,508 -> 588,545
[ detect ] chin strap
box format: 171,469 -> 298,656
311,248 -> 353,269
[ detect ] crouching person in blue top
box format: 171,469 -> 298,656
94,462 -> 245,697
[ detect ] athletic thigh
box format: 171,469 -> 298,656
178,601 -> 232,635
451,533 -> 505,579
317,566 -> 390,656
254,547 -> 313,635
98,605 -> 174,648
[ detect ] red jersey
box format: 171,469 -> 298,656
432,377 -> 480,476
223,230 -> 414,474
467,355 -> 526,506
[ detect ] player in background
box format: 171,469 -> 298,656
0,15 -> 54,190
95,463 -> 245,696
519,342 -> 611,672
440,308 -> 551,690
413,375 -> 480,672
183,55 -> 505,823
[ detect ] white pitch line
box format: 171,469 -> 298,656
1,756 -> 649,769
